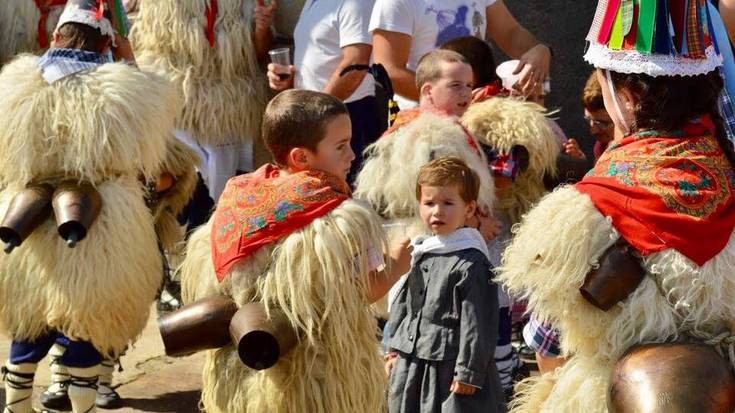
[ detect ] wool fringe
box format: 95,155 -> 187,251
461,97 -> 559,223
131,0 -> 267,145
354,113 -> 495,219
0,55 -> 178,186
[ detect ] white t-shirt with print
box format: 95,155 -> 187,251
369,0 -> 497,107
294,0 -> 376,104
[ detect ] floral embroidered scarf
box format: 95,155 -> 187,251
575,116 -> 735,266
211,164 -> 349,281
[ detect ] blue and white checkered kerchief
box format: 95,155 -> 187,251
38,48 -> 111,84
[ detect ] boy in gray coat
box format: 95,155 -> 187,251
385,156 -> 505,412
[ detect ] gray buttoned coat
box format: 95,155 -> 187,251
387,247 -> 506,413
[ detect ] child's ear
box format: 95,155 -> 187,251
465,200 -> 477,219
420,83 -> 432,99
286,147 -> 311,171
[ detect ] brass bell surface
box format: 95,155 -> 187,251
0,183 -> 54,253
229,302 -> 297,371
158,295 -> 239,357
609,342 -> 735,413
579,242 -> 645,311
51,182 -> 102,247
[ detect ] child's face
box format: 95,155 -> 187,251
419,184 -> 476,236
304,113 -> 355,181
424,62 -> 474,117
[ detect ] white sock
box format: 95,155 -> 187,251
97,360 -> 115,395
48,344 -> 69,394
2,362 -> 37,413
67,366 -> 98,413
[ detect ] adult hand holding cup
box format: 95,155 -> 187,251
267,47 -> 295,91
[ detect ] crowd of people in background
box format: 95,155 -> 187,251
1,0 -> 735,412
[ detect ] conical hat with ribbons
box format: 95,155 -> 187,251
584,0 -> 723,76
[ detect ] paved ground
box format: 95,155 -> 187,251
0,307 -> 204,413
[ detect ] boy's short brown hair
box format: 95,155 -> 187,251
415,156 -> 480,203
582,71 -> 605,112
262,90 -> 349,166
415,49 -> 470,91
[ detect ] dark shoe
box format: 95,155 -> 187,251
96,383 -> 122,409
39,383 -> 71,411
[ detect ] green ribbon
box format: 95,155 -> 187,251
636,0 -> 657,52
609,6 -> 625,49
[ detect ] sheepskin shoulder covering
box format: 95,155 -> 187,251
0,55 -> 179,185
354,112 -> 495,219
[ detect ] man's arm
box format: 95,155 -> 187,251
253,0 -> 276,62
486,1 -> 551,93
322,44 -> 373,101
721,0 -> 735,44
372,29 -> 419,101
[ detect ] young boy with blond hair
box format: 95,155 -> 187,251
179,89 -> 411,413
384,49 -> 475,132
384,156 -> 505,413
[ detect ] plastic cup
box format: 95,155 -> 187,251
268,47 -> 291,80
496,60 -> 522,91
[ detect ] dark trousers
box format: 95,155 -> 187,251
10,332 -> 101,368
346,96 -> 385,185
177,172 -> 215,236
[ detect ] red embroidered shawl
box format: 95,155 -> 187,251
211,164 -> 349,281
575,117 -> 735,266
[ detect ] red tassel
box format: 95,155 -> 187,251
33,0 -> 49,48
205,0 -> 218,48
96,0 -> 104,20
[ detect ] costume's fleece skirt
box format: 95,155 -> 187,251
0,178 -> 163,358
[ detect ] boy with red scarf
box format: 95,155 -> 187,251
180,89 -> 412,413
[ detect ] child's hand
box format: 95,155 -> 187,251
384,352 -> 398,378
450,380 -> 477,395
564,138 -> 586,160
389,237 -> 413,278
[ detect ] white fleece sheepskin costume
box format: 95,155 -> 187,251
496,183 -> 735,412
495,0 -> 735,410
355,112 -> 495,227
180,194 -> 388,413
0,53 -> 180,413
461,98 -> 558,224
130,0 -> 267,148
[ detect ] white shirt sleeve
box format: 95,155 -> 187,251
338,0 -> 375,48
369,0 -> 416,36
